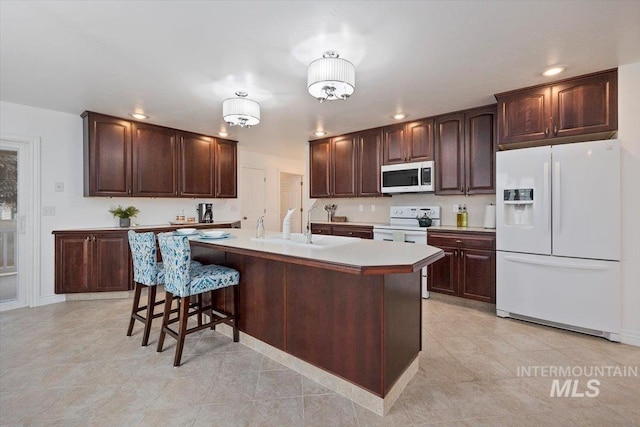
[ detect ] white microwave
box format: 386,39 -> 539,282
381,161 -> 435,193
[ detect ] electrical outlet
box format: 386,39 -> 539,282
370,204 -> 375,212
358,204 -> 364,212
54,182 -> 64,192
42,206 -> 56,216
452,204 -> 459,213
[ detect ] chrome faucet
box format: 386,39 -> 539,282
306,206 -> 319,244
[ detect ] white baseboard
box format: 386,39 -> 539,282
620,330 -> 640,347
37,294 -> 66,306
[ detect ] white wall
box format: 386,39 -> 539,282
618,62 -> 640,346
0,101 -> 304,305
238,148 -> 305,233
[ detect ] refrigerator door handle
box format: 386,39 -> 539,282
503,255 -> 610,271
543,161 -> 551,235
553,160 -> 561,235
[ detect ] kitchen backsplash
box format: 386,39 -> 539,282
310,194 -> 496,227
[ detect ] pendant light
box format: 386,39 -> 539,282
307,51 -> 355,103
222,91 -> 260,128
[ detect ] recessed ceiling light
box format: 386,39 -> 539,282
314,130 -> 327,137
130,112 -> 148,120
393,113 -> 407,120
542,66 -> 566,77
219,131 -> 228,137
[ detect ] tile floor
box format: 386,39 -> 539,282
1,293 -> 639,426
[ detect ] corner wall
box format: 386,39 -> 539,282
618,62 -> 640,346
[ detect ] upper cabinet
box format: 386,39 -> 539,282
214,139 -> 238,198
495,69 -> 617,149
309,129 -> 383,198
435,105 -> 497,196
83,112 -> 237,198
83,112 -> 132,197
132,122 -> 179,197
178,132 -> 215,198
382,118 -> 434,165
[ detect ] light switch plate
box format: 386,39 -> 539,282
358,205 -> 363,212
452,204 -> 459,213
370,204 -> 375,212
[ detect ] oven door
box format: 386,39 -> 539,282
373,228 -> 429,298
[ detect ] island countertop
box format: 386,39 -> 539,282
189,228 -> 444,275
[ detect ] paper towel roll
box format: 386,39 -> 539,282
484,204 -> 496,229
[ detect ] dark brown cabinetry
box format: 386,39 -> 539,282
435,105 -> 496,195
178,132 -> 215,198
132,122 -> 179,197
55,232 -> 131,293
215,139 -> 238,198
83,112 -> 132,197
309,129 -> 383,198
427,231 -> 496,303
83,111 -> 237,198
495,69 -> 617,149
382,119 -> 434,165
310,223 -> 373,239
54,222 -> 241,294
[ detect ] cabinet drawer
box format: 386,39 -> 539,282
311,224 -> 332,234
331,225 -> 373,239
428,233 -> 495,250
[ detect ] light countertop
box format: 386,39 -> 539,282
52,220 -> 241,233
189,228 -> 444,275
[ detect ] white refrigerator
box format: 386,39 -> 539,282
496,140 -> 621,341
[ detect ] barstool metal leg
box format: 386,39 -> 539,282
233,285 -> 240,342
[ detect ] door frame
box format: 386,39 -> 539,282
0,133 -> 41,311
278,170 -> 304,233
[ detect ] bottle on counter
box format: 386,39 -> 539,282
256,216 -> 265,238
456,206 -> 462,227
461,205 -> 468,227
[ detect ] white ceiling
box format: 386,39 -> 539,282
1,1 -> 639,160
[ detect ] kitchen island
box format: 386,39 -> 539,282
189,229 -> 444,415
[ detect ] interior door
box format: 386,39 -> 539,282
241,167 -> 266,231
551,140 -> 620,260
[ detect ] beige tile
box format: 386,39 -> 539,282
303,394 -> 358,427
194,401 -> 255,427
250,397 -> 303,427
2,296 -> 639,426
254,369 -> 302,400
301,376 -> 334,396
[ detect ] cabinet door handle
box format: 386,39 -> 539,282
545,127 -> 549,136
460,187 -> 464,193
455,240 -> 462,243
127,189 -> 131,194
554,126 -> 558,136
460,250 -> 464,257
454,249 -> 458,257
466,187 -> 469,193
92,236 -> 96,241
86,236 -> 91,241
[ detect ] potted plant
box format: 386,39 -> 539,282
108,205 -> 140,228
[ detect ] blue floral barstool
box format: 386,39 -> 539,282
156,233 -> 240,366
127,230 -> 201,346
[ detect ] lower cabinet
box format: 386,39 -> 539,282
427,231 -> 496,303
54,222 -> 241,293
310,223 -> 373,239
55,232 -> 131,293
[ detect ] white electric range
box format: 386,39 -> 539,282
373,206 -> 441,298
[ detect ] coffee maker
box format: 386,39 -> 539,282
197,203 -> 213,223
